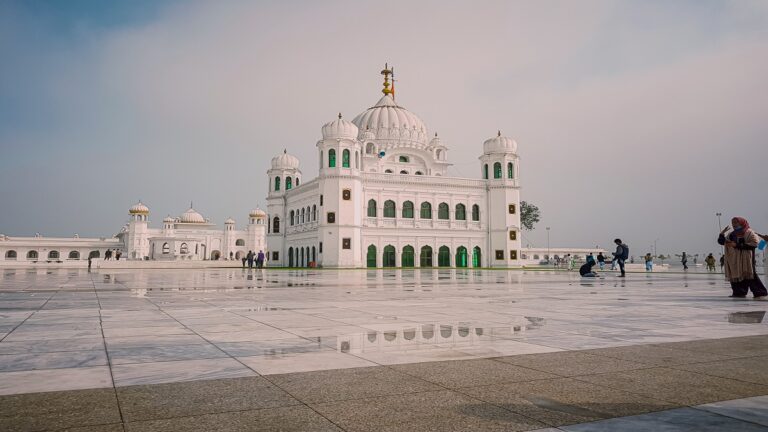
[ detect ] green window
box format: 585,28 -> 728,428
384,200 -> 396,218
402,245 -> 415,267
455,204 -> 466,220
438,203 -> 449,220
438,246 -> 451,267
286,176 -> 292,190
328,149 -> 336,168
472,204 -> 480,221
399,156 -> 409,163
420,202 -> 432,219
367,245 -> 377,268
367,199 -> 377,217
383,245 -> 396,267
402,201 -> 414,218
507,162 -> 514,179
456,246 -> 468,268
472,246 -> 482,267
420,246 -> 433,267
274,177 -> 281,191
342,149 -> 350,168
483,164 -> 488,179
493,162 -> 502,179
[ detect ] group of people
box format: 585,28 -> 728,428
718,217 -> 767,300
104,249 -> 121,260
242,250 -> 265,269
579,239 -> 629,278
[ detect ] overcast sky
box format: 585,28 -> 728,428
1,0 -> 767,257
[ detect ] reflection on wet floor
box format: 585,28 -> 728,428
727,311 -> 766,324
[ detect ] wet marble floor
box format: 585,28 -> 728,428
0,268 -> 766,396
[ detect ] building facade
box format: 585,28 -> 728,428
266,66 -> 523,268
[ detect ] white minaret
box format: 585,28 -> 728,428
126,201 -> 149,260
223,217 -> 236,259
316,113 -> 363,267
266,150 -> 300,266
480,131 -> 522,267
248,208 -> 267,257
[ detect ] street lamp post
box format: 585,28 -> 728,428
546,227 -> 550,266
716,212 -> 723,256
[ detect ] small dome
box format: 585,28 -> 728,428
224,217 -> 236,224
249,208 -> 267,218
429,133 -> 444,148
163,216 -> 175,223
483,131 -> 518,154
271,150 -> 300,170
360,129 -> 376,142
129,201 -> 149,215
322,113 -> 359,140
179,207 -> 206,224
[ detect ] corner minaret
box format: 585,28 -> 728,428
126,201 -> 150,260
480,131 -> 522,267
266,150 -> 300,266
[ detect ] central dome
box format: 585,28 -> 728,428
351,95 -> 428,147
180,207 -> 206,224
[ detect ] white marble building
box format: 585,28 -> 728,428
0,202 -> 266,264
266,66 -> 523,268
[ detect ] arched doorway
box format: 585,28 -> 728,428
472,246 -> 481,267
288,247 -> 294,267
438,246 -> 451,267
402,245 -> 415,267
300,247 -> 305,267
367,245 -> 377,268
312,246 -> 316,263
383,245 -> 396,268
420,246 -> 433,267
456,246 -> 468,268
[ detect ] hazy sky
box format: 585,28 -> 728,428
2,0 -> 767,257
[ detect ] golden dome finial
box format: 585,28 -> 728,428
338,112 -> 342,119
381,63 -> 393,96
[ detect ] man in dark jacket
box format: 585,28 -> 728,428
612,238 -> 629,277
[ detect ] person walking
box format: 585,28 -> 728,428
719,254 -> 725,271
597,252 -> 606,270
241,254 -> 247,268
88,255 -> 92,271
681,252 -> 688,270
256,250 -> 265,268
645,253 -> 653,271
705,253 -> 716,272
612,238 -> 629,277
246,250 -> 254,269
718,217 -> 767,299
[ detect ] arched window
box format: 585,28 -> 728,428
235,239 -> 245,246
402,245 -> 415,267
355,150 -> 359,168
286,176 -> 292,190
312,205 -> 317,221
385,169 -> 393,174
290,210 -> 295,226
68,251 -> 79,259
296,177 -> 300,186
472,204 -> 480,221
27,250 -> 38,260
493,162 -> 502,179
402,201 -> 414,218
383,245 -> 396,267
399,155 -> 409,163
420,202 -> 432,219
483,164 -> 488,179
312,246 -> 316,262
288,247 -> 294,267
436,149 -> 443,160
507,162 -> 514,179
383,200 -> 396,218
273,217 -> 280,233
89,251 -> 100,259
366,142 -> 375,154
274,176 -> 281,191
367,199 -> 377,217
328,149 -> 336,167
415,171 -> 423,175
420,246 -> 433,267
180,243 -> 189,254
342,149 -> 350,168
438,203 -> 449,220
438,246 -> 451,267
473,246 -> 482,267
48,250 -> 60,259
456,246 -> 468,268
301,208 -> 305,223
162,243 -> 170,254
400,170 -> 408,175
455,204 -> 466,220
5,250 -> 17,260
268,217 -> 271,233
366,245 -> 377,267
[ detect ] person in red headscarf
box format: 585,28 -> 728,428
718,217 -> 767,299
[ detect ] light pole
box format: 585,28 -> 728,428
546,227 -> 550,265
716,212 -> 722,231
653,238 -> 658,258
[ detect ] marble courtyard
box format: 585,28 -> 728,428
2,268 -> 768,431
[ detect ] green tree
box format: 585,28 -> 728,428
520,201 -> 541,231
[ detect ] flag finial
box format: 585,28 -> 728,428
338,112 -> 342,119
380,64 -> 393,96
